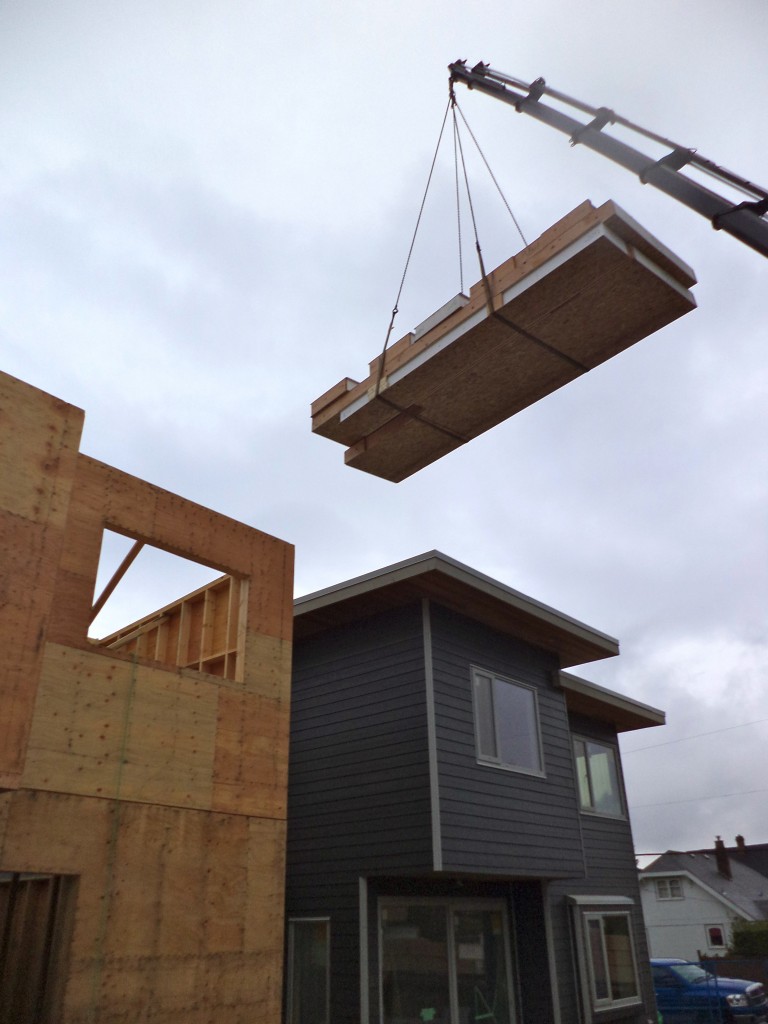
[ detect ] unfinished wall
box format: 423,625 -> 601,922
0,371 -> 293,1023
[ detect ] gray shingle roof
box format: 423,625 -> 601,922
642,851 -> 768,920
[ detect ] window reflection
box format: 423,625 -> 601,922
381,901 -> 513,1024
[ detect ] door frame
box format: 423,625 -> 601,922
377,896 -> 516,1024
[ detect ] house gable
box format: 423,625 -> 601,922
640,850 -> 768,959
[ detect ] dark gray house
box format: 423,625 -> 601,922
285,552 -> 664,1024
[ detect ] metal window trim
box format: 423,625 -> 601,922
541,882 -> 563,1024
568,900 -> 642,1020
583,911 -> 641,1010
422,599 -> 443,872
470,665 -> 546,777
571,734 -> 626,818
359,878 -> 370,1024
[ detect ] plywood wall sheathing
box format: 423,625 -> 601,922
0,374 -> 84,787
1,791 -> 286,1023
311,199 -> 697,482
0,370 -> 293,1023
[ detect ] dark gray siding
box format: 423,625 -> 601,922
287,603 -> 433,1022
286,600 -> 652,1023
547,712 -> 655,1023
429,603 -> 586,878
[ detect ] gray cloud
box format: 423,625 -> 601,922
2,0 -> 766,857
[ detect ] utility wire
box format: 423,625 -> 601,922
631,786 -> 768,810
623,716 -> 768,754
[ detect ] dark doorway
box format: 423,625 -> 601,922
0,872 -> 75,1024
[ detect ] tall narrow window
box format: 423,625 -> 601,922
583,913 -> 639,1009
570,897 -> 642,1020
287,918 -> 330,1024
573,737 -> 624,816
472,669 -> 543,775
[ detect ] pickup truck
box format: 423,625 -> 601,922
652,958 -> 768,1023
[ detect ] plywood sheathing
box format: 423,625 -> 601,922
20,643 -> 288,820
0,370 -> 293,1023
48,454 -> 294,651
311,199 -> 697,482
0,790 -> 286,1024
0,374 -> 84,787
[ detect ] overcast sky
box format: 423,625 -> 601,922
2,0 -> 766,859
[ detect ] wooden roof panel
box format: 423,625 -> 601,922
312,200 -> 696,482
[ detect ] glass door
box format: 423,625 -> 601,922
380,900 -> 514,1024
453,908 -> 512,1024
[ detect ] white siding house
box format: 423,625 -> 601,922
640,842 -> 768,961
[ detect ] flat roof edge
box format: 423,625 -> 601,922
560,670 -> 665,727
295,551 -> 619,655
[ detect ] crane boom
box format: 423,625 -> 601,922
449,61 -> 768,259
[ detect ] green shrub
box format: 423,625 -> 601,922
730,920 -> 768,956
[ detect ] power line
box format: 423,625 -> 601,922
631,786 -> 768,809
622,716 -> 768,754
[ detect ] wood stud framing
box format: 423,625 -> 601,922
100,574 -> 249,681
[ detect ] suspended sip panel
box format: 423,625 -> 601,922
311,200 -> 697,483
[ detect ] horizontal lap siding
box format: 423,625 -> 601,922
287,603 -> 433,1023
429,604 -> 585,877
547,712 -> 655,1023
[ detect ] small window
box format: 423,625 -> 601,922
707,925 -> 725,948
287,918 -> 330,1024
472,669 -> 543,775
583,912 -> 640,1011
655,878 -> 684,900
573,738 -> 624,816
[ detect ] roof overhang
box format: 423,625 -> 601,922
294,551 -> 619,668
560,671 -> 665,733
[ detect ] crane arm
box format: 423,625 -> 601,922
449,61 -> 768,259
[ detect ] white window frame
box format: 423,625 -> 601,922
286,916 -> 330,1024
655,877 -> 684,900
569,896 -> 642,1022
573,736 -> 625,818
705,923 -> 726,948
471,667 -> 545,777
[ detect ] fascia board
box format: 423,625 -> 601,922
295,550 -> 618,656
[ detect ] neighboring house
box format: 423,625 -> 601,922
640,840 -> 768,960
0,372 -> 294,1023
285,551 -> 665,1024
716,836 -> 768,882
